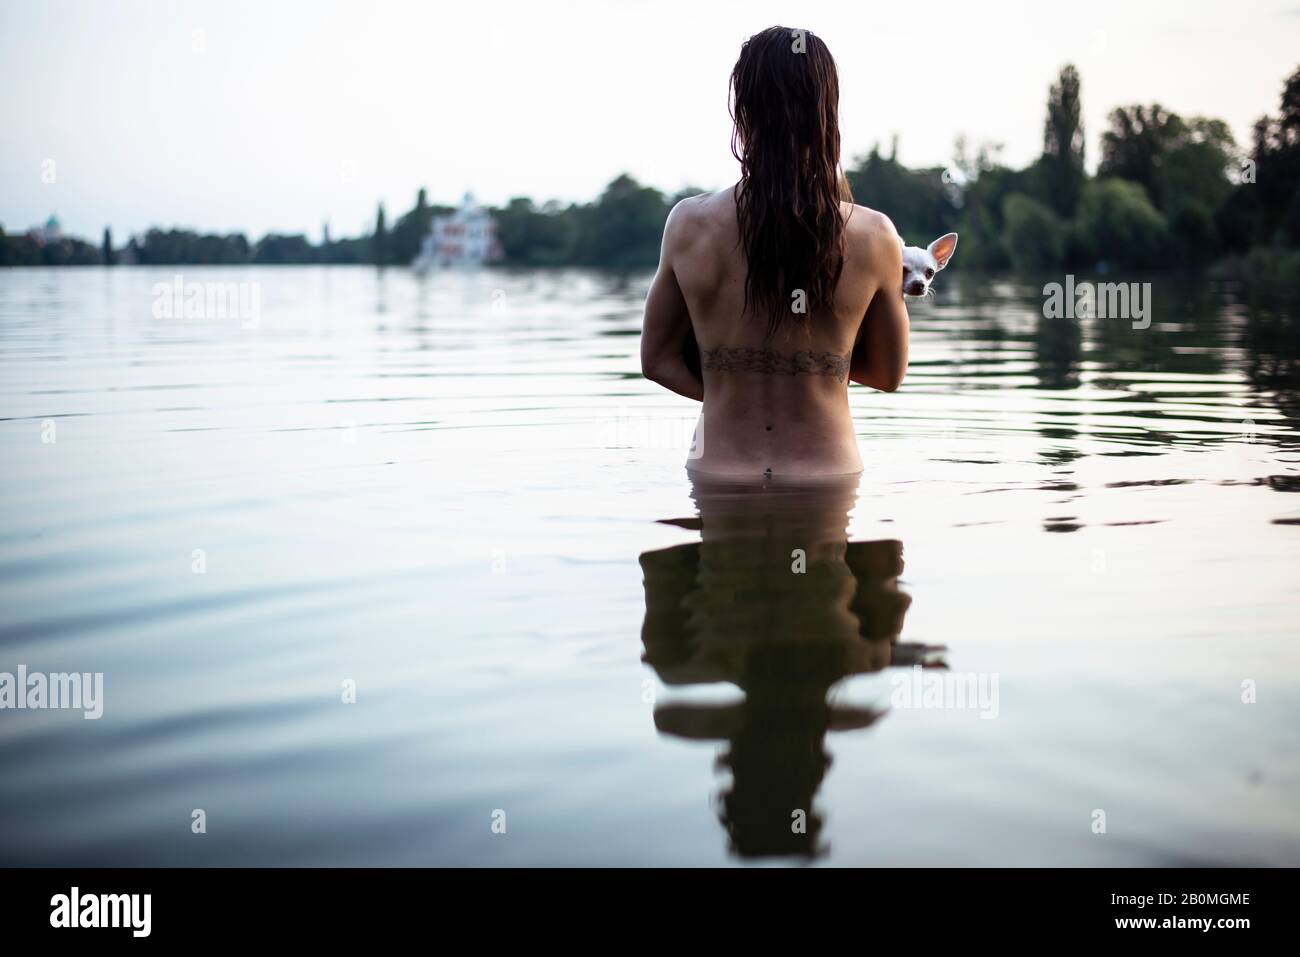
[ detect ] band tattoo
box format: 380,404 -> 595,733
700,346 -> 851,381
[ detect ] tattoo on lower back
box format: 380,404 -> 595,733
700,346 -> 851,382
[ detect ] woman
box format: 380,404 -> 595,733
641,26 -> 909,479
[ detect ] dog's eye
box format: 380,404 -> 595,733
924,268 -> 934,279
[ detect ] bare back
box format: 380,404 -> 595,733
641,186 -> 909,480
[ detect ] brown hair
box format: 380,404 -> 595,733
730,26 -> 850,336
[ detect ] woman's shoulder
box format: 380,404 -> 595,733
841,203 -> 903,277
669,188 -> 735,222
841,202 -> 899,243
664,189 -> 737,249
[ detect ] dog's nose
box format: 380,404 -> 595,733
908,281 -> 926,296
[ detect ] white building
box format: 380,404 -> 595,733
413,193 -> 501,271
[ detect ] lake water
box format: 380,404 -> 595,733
1,265 -> 1297,865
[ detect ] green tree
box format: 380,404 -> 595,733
494,197 -> 578,265
1168,201 -> 1218,269
137,228 -> 250,264
1099,104 -> 1184,204
1252,64 -> 1300,245
1158,117 -> 1235,213
1073,178 -> 1168,269
388,188 -> 443,265
574,174 -> 669,269
846,145 -> 958,242
952,137 -> 1025,269
254,233 -> 317,264
102,227 -> 114,265
1100,107 -> 1236,217
1041,65 -> 1086,218
1001,193 -> 1066,271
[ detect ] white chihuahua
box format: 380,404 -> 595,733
900,233 -> 958,298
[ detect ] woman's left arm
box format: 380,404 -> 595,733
641,205 -> 704,402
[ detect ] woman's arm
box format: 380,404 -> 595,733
641,204 -> 704,402
850,225 -> 909,392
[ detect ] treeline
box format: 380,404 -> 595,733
493,178 -> 701,268
0,226 -> 102,266
0,224 -> 374,267
4,62 -> 1297,276
0,189 -> 449,267
865,62 -> 1300,280
499,61 -> 1300,278
0,176 -> 686,269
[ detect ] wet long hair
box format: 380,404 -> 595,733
730,26 -> 850,337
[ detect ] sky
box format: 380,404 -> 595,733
2,0 -> 1299,241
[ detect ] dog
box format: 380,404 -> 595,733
900,233 -> 958,298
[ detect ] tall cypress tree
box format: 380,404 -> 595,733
102,227 -> 114,266
1043,64 -> 1086,219
373,203 -> 388,267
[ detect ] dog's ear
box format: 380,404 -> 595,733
928,233 -> 958,269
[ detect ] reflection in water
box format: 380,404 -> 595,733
1243,288 -> 1300,426
639,476 -> 946,859
1033,303 -> 1082,391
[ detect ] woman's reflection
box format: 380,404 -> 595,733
639,475 -> 944,859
